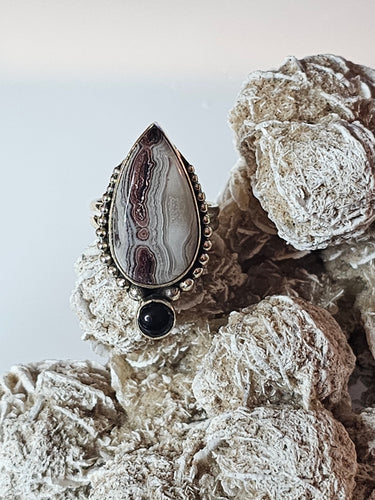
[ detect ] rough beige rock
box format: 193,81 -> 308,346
89,405 -> 359,500
229,55 -> 375,250
217,158 -> 277,262
0,360 -> 124,499
345,407 -> 375,500
89,444 -> 197,500
71,240 -> 246,364
352,463 -> 375,500
192,295 -> 355,416
322,227 -> 375,359
178,406 -> 357,500
230,55 -> 373,131
249,120 -> 375,250
216,155 -> 346,320
5,53 -> 375,499
108,319 -> 213,431
347,407 -> 375,466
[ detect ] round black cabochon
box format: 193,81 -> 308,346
138,300 -> 175,339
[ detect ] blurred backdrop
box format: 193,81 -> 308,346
1,0 -> 374,373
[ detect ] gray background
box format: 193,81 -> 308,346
1,0 -> 374,374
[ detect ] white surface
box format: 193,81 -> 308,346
1,0 -> 374,374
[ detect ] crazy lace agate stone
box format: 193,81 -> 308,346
110,123 -> 201,288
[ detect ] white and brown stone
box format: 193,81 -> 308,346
109,123 -> 201,288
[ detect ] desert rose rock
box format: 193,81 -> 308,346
4,54 -> 375,499
229,55 -> 375,251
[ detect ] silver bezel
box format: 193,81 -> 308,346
95,123 -> 213,298
136,298 -> 176,340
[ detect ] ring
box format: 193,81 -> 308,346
91,123 -> 216,339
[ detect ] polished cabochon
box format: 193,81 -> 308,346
109,123 -> 201,288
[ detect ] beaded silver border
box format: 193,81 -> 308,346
93,125 -> 213,302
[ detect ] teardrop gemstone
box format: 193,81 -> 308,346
109,123 -> 201,288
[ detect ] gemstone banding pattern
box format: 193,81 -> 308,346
110,124 -> 201,287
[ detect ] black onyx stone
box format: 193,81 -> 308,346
138,300 -> 175,339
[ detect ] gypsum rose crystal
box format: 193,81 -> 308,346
109,123 -> 201,288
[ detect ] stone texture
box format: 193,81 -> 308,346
70,240 -> 246,361
248,120 -> 375,250
89,437 -> 197,500
110,123 -> 200,287
0,360 -> 124,499
346,407 -> 375,499
322,226 -> 375,361
192,295 -> 355,416
6,53 -> 375,499
178,406 -> 357,500
229,55 -> 375,251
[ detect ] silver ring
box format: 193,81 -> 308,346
92,123 -> 217,339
